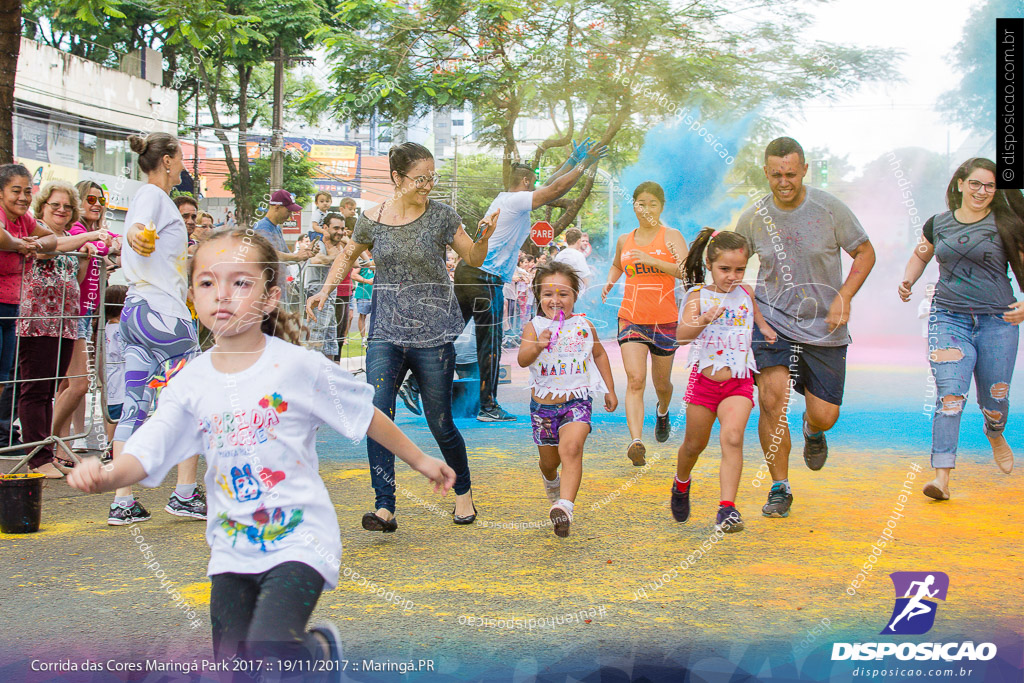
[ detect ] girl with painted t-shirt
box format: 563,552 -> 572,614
69,229 -> 455,668
517,261 -> 617,538
674,229 -> 776,533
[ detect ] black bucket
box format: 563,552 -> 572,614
0,473 -> 45,533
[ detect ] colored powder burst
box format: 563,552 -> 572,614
616,112 -> 759,243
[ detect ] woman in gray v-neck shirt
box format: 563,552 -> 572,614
899,157 -> 1024,500
306,142 -> 498,529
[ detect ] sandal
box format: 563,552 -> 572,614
361,511 -> 398,533
29,463 -> 65,479
627,439 -> 646,467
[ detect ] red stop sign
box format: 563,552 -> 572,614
531,221 -> 554,246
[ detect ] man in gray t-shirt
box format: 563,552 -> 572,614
734,137 -> 875,519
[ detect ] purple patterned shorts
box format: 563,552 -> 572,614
530,396 -> 593,446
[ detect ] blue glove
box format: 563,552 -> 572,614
568,137 -> 594,165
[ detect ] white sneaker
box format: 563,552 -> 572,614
71,438 -> 89,452
549,501 -> 573,538
542,475 -> 560,503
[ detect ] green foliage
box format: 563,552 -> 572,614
436,153 -> 505,232
937,0 -> 1015,134
310,0 -> 902,234
224,150 -> 318,212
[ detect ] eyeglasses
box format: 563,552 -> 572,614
965,179 -> 996,194
402,172 -> 440,188
45,202 -> 73,212
85,194 -> 106,206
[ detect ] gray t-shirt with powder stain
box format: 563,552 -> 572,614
735,186 -> 869,346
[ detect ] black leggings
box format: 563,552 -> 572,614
210,561 -> 326,667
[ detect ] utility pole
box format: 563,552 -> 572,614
270,44 -> 285,192
193,78 -> 200,195
268,45 -> 314,193
451,136 -> 458,212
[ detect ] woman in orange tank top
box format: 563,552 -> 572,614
602,182 -> 689,466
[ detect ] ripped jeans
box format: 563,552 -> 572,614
929,307 -> 1019,468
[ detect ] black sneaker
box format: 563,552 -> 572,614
655,406 -> 671,443
477,404 -> 516,422
165,486 -> 207,519
398,381 -> 422,416
803,415 -> 828,471
670,482 -> 690,522
108,500 -> 151,526
715,505 -> 744,532
761,482 -> 793,518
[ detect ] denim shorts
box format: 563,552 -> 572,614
752,327 -> 847,405
76,315 -> 93,340
530,396 -> 592,446
617,319 -> 678,357
354,298 -> 372,315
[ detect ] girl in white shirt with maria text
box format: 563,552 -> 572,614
69,229 -> 455,671
517,261 -> 617,538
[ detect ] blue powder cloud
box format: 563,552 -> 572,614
616,112 -> 758,243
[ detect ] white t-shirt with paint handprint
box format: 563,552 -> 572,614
127,335 -> 374,587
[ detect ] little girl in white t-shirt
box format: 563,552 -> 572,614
69,229 -> 455,669
517,261 -> 617,538
674,228 -> 776,534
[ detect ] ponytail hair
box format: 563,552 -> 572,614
190,227 -> 304,345
683,228 -> 750,287
946,157 -> 1024,290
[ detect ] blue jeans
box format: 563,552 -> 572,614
454,263 -> 505,411
929,307 -> 1019,468
0,303 -> 19,440
365,341 -> 470,513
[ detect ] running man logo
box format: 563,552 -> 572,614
881,571 -> 949,635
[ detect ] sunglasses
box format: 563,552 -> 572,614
85,195 -> 107,206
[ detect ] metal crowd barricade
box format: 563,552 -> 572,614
287,258 -> 370,375
0,251 -> 116,474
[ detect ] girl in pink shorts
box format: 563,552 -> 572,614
673,228 -> 777,532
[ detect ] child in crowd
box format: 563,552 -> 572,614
352,252 -> 374,338
517,261 -> 617,537
69,229 -> 455,670
101,285 -> 128,460
673,228 -> 776,532
310,190 -> 332,240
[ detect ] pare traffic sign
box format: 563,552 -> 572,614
531,221 -> 554,246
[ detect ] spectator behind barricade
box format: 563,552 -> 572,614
195,211 -> 215,242
254,190 -> 314,264
304,213 -> 343,357
339,197 -> 357,222
0,164 -> 57,453
175,196 -> 199,249
553,227 -> 591,289
331,215 -> 357,361
310,190 -> 332,240
19,181 -> 93,477
353,250 -> 374,338
53,180 -> 117,452
101,284 -> 128,460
